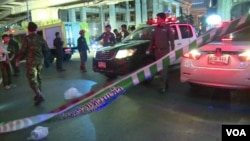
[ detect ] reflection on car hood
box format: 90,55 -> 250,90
96,40 -> 150,51
200,41 -> 250,52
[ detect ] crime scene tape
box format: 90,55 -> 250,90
1,13 -> 250,133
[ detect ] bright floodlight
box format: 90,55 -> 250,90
206,15 -> 222,25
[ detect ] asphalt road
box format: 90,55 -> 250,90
0,53 -> 250,141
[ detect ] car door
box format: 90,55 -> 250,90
170,24 -> 197,65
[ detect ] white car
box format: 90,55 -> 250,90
180,26 -> 250,90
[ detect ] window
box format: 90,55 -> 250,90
171,25 -> 179,40
179,25 -> 193,39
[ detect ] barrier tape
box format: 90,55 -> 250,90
1,13 -> 250,133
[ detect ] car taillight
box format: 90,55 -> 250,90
221,38 -> 232,42
65,48 -> 71,53
238,50 -> 250,62
183,49 -> 201,60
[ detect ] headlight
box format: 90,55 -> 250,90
115,49 -> 137,59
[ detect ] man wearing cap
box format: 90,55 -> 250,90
95,24 -> 116,47
16,22 -> 49,106
77,29 -> 90,72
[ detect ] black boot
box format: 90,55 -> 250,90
34,89 -> 45,106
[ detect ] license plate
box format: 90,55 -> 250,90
98,62 -> 106,68
208,55 -> 229,65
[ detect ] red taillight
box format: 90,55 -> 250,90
183,50 -> 201,60
238,51 -> 250,62
221,38 -> 232,42
65,48 -> 71,53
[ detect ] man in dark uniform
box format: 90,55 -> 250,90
53,32 -> 65,72
121,24 -> 130,40
148,12 -> 175,93
95,24 -> 116,47
8,34 -> 20,77
16,22 -> 49,106
77,29 -> 90,72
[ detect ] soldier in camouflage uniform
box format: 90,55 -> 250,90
148,12 -> 175,94
95,24 -> 116,47
16,22 -> 49,106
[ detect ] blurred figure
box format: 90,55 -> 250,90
148,12 -> 175,94
37,31 -> 51,68
113,29 -> 122,43
16,22 -> 49,106
8,34 -> 20,77
130,25 -> 136,32
95,24 -> 116,47
53,32 -> 66,72
121,24 -> 130,40
77,29 -> 90,72
0,34 -> 15,90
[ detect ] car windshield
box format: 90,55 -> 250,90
215,26 -> 250,42
122,25 -> 154,42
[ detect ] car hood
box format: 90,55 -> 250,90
200,41 -> 250,52
96,40 -> 150,51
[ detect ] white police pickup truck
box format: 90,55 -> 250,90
92,23 -> 197,78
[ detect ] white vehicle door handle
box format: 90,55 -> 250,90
177,43 -> 182,45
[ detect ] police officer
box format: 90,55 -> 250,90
148,12 -> 175,93
95,24 -> 116,47
53,32 -> 65,72
16,22 -> 49,106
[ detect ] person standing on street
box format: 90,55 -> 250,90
121,24 -> 130,40
0,34 -> 15,90
95,24 -> 116,47
53,32 -> 66,72
148,12 -> 175,94
8,34 -> 20,77
113,29 -> 122,43
77,29 -> 90,72
16,22 -> 49,106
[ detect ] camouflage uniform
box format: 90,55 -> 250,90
149,24 -> 175,91
16,33 -> 49,95
96,32 -> 116,47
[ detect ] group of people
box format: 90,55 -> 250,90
0,21 -> 91,106
0,12 -> 174,107
95,24 -> 131,47
0,34 -> 19,90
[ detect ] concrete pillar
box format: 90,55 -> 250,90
80,7 -> 87,22
168,0 -> 173,13
141,0 -> 148,23
135,0 -> 142,24
175,3 -> 180,17
68,8 -> 76,22
217,0 -> 232,20
109,4 -> 116,29
158,0 -> 164,13
125,0 -> 130,25
99,6 -> 105,32
152,0 -> 158,18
